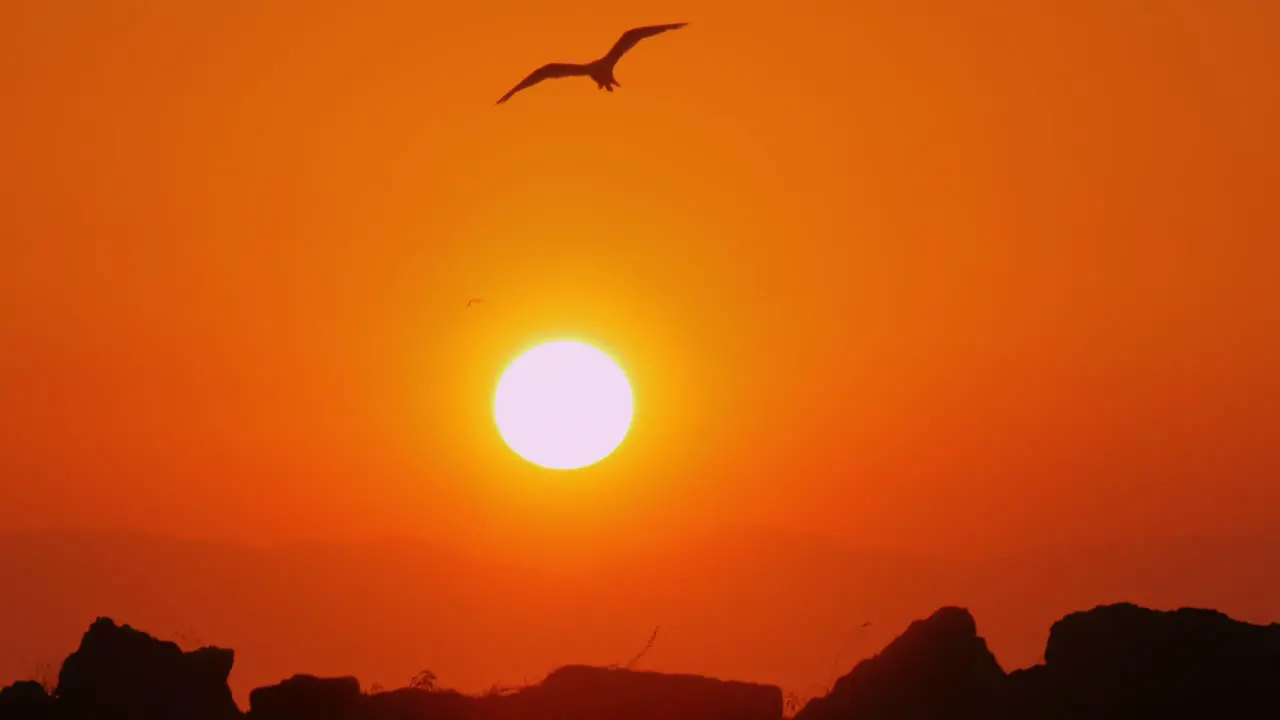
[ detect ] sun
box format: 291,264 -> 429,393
494,340 -> 634,470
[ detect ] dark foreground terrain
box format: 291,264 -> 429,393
2,602 -> 1277,720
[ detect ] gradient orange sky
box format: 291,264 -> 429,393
2,0 -> 1279,701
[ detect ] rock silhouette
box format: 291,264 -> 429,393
795,607 -> 1005,720
8,528 -> 1279,699
248,675 -> 365,720
484,665 -> 781,720
53,617 -> 239,720
2,603 -> 1277,720
362,686 -> 476,720
1004,603 -> 1280,719
797,602 -> 1280,720
245,666 -> 780,720
0,682 -> 52,720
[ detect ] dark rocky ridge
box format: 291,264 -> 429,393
2,603 -> 1277,720
795,603 -> 1280,720
795,607 -> 1005,720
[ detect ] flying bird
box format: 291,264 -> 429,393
466,297 -> 485,308
496,23 -> 687,105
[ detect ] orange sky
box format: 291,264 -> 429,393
2,0 -> 1279,702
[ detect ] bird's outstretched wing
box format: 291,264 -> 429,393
603,23 -> 687,66
496,63 -> 590,104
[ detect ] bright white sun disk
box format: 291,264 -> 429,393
494,340 -> 633,470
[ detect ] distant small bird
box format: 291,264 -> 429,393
466,298 -> 485,308
496,23 -> 688,105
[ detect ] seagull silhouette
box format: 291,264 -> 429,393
496,23 -> 687,105
465,298 -> 485,308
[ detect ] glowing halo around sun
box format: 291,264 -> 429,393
493,340 -> 634,470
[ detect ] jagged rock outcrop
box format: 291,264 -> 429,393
795,606 -> 1005,720
54,616 -> 240,720
799,602 -> 1280,720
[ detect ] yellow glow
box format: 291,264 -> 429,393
494,341 -> 634,470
